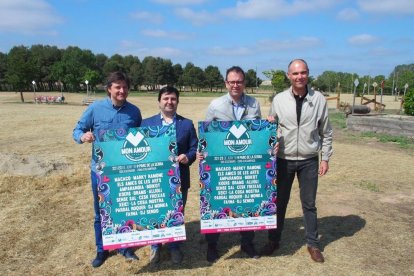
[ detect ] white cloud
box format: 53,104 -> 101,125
130,11 -> 163,24
358,0 -> 414,14
140,29 -> 193,40
151,0 -> 206,5
120,40 -> 188,59
174,8 -> 217,25
0,0 -> 63,34
256,37 -> 323,51
220,0 -> 339,19
207,46 -> 252,56
337,8 -> 360,21
348,34 -> 378,45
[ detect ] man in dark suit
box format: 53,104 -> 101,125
141,86 -> 198,265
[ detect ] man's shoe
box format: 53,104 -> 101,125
307,246 -> 324,263
241,243 -> 260,259
260,241 -> 280,256
120,248 -> 139,261
206,243 -> 219,263
92,251 -> 109,268
150,247 -> 161,265
170,248 -> 183,264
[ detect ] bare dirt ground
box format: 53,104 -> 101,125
0,92 -> 413,275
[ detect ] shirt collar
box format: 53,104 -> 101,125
160,112 -> 176,124
226,93 -> 246,106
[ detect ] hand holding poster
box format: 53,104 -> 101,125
198,120 -> 277,234
94,125 -> 186,250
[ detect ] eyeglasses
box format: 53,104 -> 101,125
226,80 -> 244,86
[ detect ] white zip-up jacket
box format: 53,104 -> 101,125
270,86 -> 333,161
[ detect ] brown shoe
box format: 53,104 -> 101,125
307,246 -> 324,263
260,241 -> 280,256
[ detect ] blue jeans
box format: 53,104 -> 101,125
151,188 -> 188,251
268,157 -> 320,247
91,171 -> 104,252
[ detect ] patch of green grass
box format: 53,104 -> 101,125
328,111 -> 347,129
360,132 -> 414,148
355,180 -> 380,192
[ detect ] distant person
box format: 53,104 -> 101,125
198,66 -> 261,262
72,71 -> 141,268
141,86 -> 198,265
262,59 -> 333,263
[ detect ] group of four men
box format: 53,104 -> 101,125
72,59 -> 333,268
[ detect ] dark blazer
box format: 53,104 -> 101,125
141,114 -> 198,190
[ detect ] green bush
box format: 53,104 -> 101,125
404,88 -> 414,115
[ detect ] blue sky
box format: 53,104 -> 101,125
0,0 -> 413,79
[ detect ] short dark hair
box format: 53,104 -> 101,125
105,71 -> 131,95
226,66 -> 245,81
158,86 -> 179,102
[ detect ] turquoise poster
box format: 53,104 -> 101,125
198,120 -> 277,234
94,125 -> 185,250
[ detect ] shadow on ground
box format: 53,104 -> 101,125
133,214 -> 365,273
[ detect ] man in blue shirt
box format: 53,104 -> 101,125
141,86 -> 198,265
73,71 -> 142,268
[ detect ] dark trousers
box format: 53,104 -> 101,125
206,231 -> 255,246
268,157 -> 320,247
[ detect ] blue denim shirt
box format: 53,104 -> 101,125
72,97 -> 142,170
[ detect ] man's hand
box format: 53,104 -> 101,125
81,131 -> 95,143
319,160 -> 329,176
176,154 -> 189,164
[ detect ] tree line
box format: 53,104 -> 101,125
0,44 -> 413,96
0,45 -> 262,93
264,64 -> 414,96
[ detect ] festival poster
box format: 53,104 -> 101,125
93,125 -> 185,250
198,120 -> 277,234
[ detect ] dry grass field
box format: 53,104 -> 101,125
0,91 -> 413,275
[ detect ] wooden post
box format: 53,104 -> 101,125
336,86 -> 341,109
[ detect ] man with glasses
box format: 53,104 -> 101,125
201,66 -> 261,262
262,59 -> 333,263
206,66 -> 261,121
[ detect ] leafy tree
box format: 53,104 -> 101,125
181,62 -> 195,91
83,69 -> 101,90
189,66 -> 205,91
157,58 -> 174,86
173,64 -> 184,89
6,46 -> 36,101
103,54 -> 125,77
270,70 -> 289,93
204,65 -> 223,92
403,88 -> 414,116
0,52 -> 7,88
29,45 -> 62,91
95,53 -> 108,82
142,56 -> 159,90
50,46 -> 95,91
245,69 -> 262,93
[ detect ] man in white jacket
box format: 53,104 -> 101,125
262,59 -> 333,263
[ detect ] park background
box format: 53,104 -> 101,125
1,91 -> 413,275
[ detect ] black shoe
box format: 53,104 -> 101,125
92,251 -> 109,268
241,243 -> 260,259
119,248 -> 139,261
260,241 -> 280,256
207,243 -> 219,263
